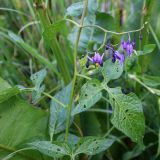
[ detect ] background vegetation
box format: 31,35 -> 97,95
0,0 -> 160,160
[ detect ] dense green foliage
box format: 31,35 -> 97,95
0,0 -> 160,160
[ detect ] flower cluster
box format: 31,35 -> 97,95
121,39 -> 135,56
86,35 -> 135,68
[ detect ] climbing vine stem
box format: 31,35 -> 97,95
65,18 -> 148,35
65,0 -> 88,142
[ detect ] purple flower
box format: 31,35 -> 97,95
126,42 -> 134,56
121,41 -> 127,50
106,44 -> 125,65
121,38 -> 135,56
113,51 -> 125,65
86,52 -> 104,68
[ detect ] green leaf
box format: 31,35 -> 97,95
57,133 -> 80,149
95,12 -> 115,30
38,14 -> 71,84
110,92 -> 145,144
66,2 -> 83,17
8,31 -> 23,43
69,11 -> 115,52
79,112 -> 102,136
0,86 -> 20,104
0,77 -> 48,160
0,77 -> 11,91
139,74 -> 160,87
0,97 -> 48,160
30,69 -> 47,103
101,59 -> 123,82
122,145 -> 144,160
0,81 -> 20,104
49,82 -> 72,141
65,0 -> 98,17
71,80 -> 102,115
30,69 -> 47,87
0,77 -> 20,103
28,141 -> 71,158
107,87 -> 122,94
88,0 -> 98,14
43,20 -> 65,45
32,85 -> 45,103
74,136 -> 114,156
92,12 -> 115,43
136,44 -> 156,56
143,44 -> 156,54
69,14 -> 95,52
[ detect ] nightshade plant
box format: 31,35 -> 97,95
0,0 -> 159,160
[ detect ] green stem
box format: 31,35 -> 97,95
76,73 -> 91,80
128,74 -> 158,95
0,144 -> 34,160
65,18 -> 80,27
21,88 -> 66,108
82,22 -> 148,35
86,108 -> 112,114
36,85 -> 60,103
2,148 -> 33,160
102,96 -> 110,103
42,92 -> 66,108
97,32 -> 107,51
71,155 -> 75,160
149,24 -> 160,51
65,18 -> 148,35
103,126 -> 115,138
18,21 -> 40,34
65,0 -> 88,142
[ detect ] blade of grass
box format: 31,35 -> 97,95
0,31 -> 60,78
18,21 -> 40,34
34,1 -> 71,84
149,24 -> 160,51
0,7 -> 29,17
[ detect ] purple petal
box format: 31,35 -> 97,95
92,52 -> 103,64
132,41 -> 136,49
86,52 -> 104,67
114,51 -> 125,65
121,41 -> 127,50
126,43 -> 133,56
87,56 -> 93,62
112,54 -> 116,63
